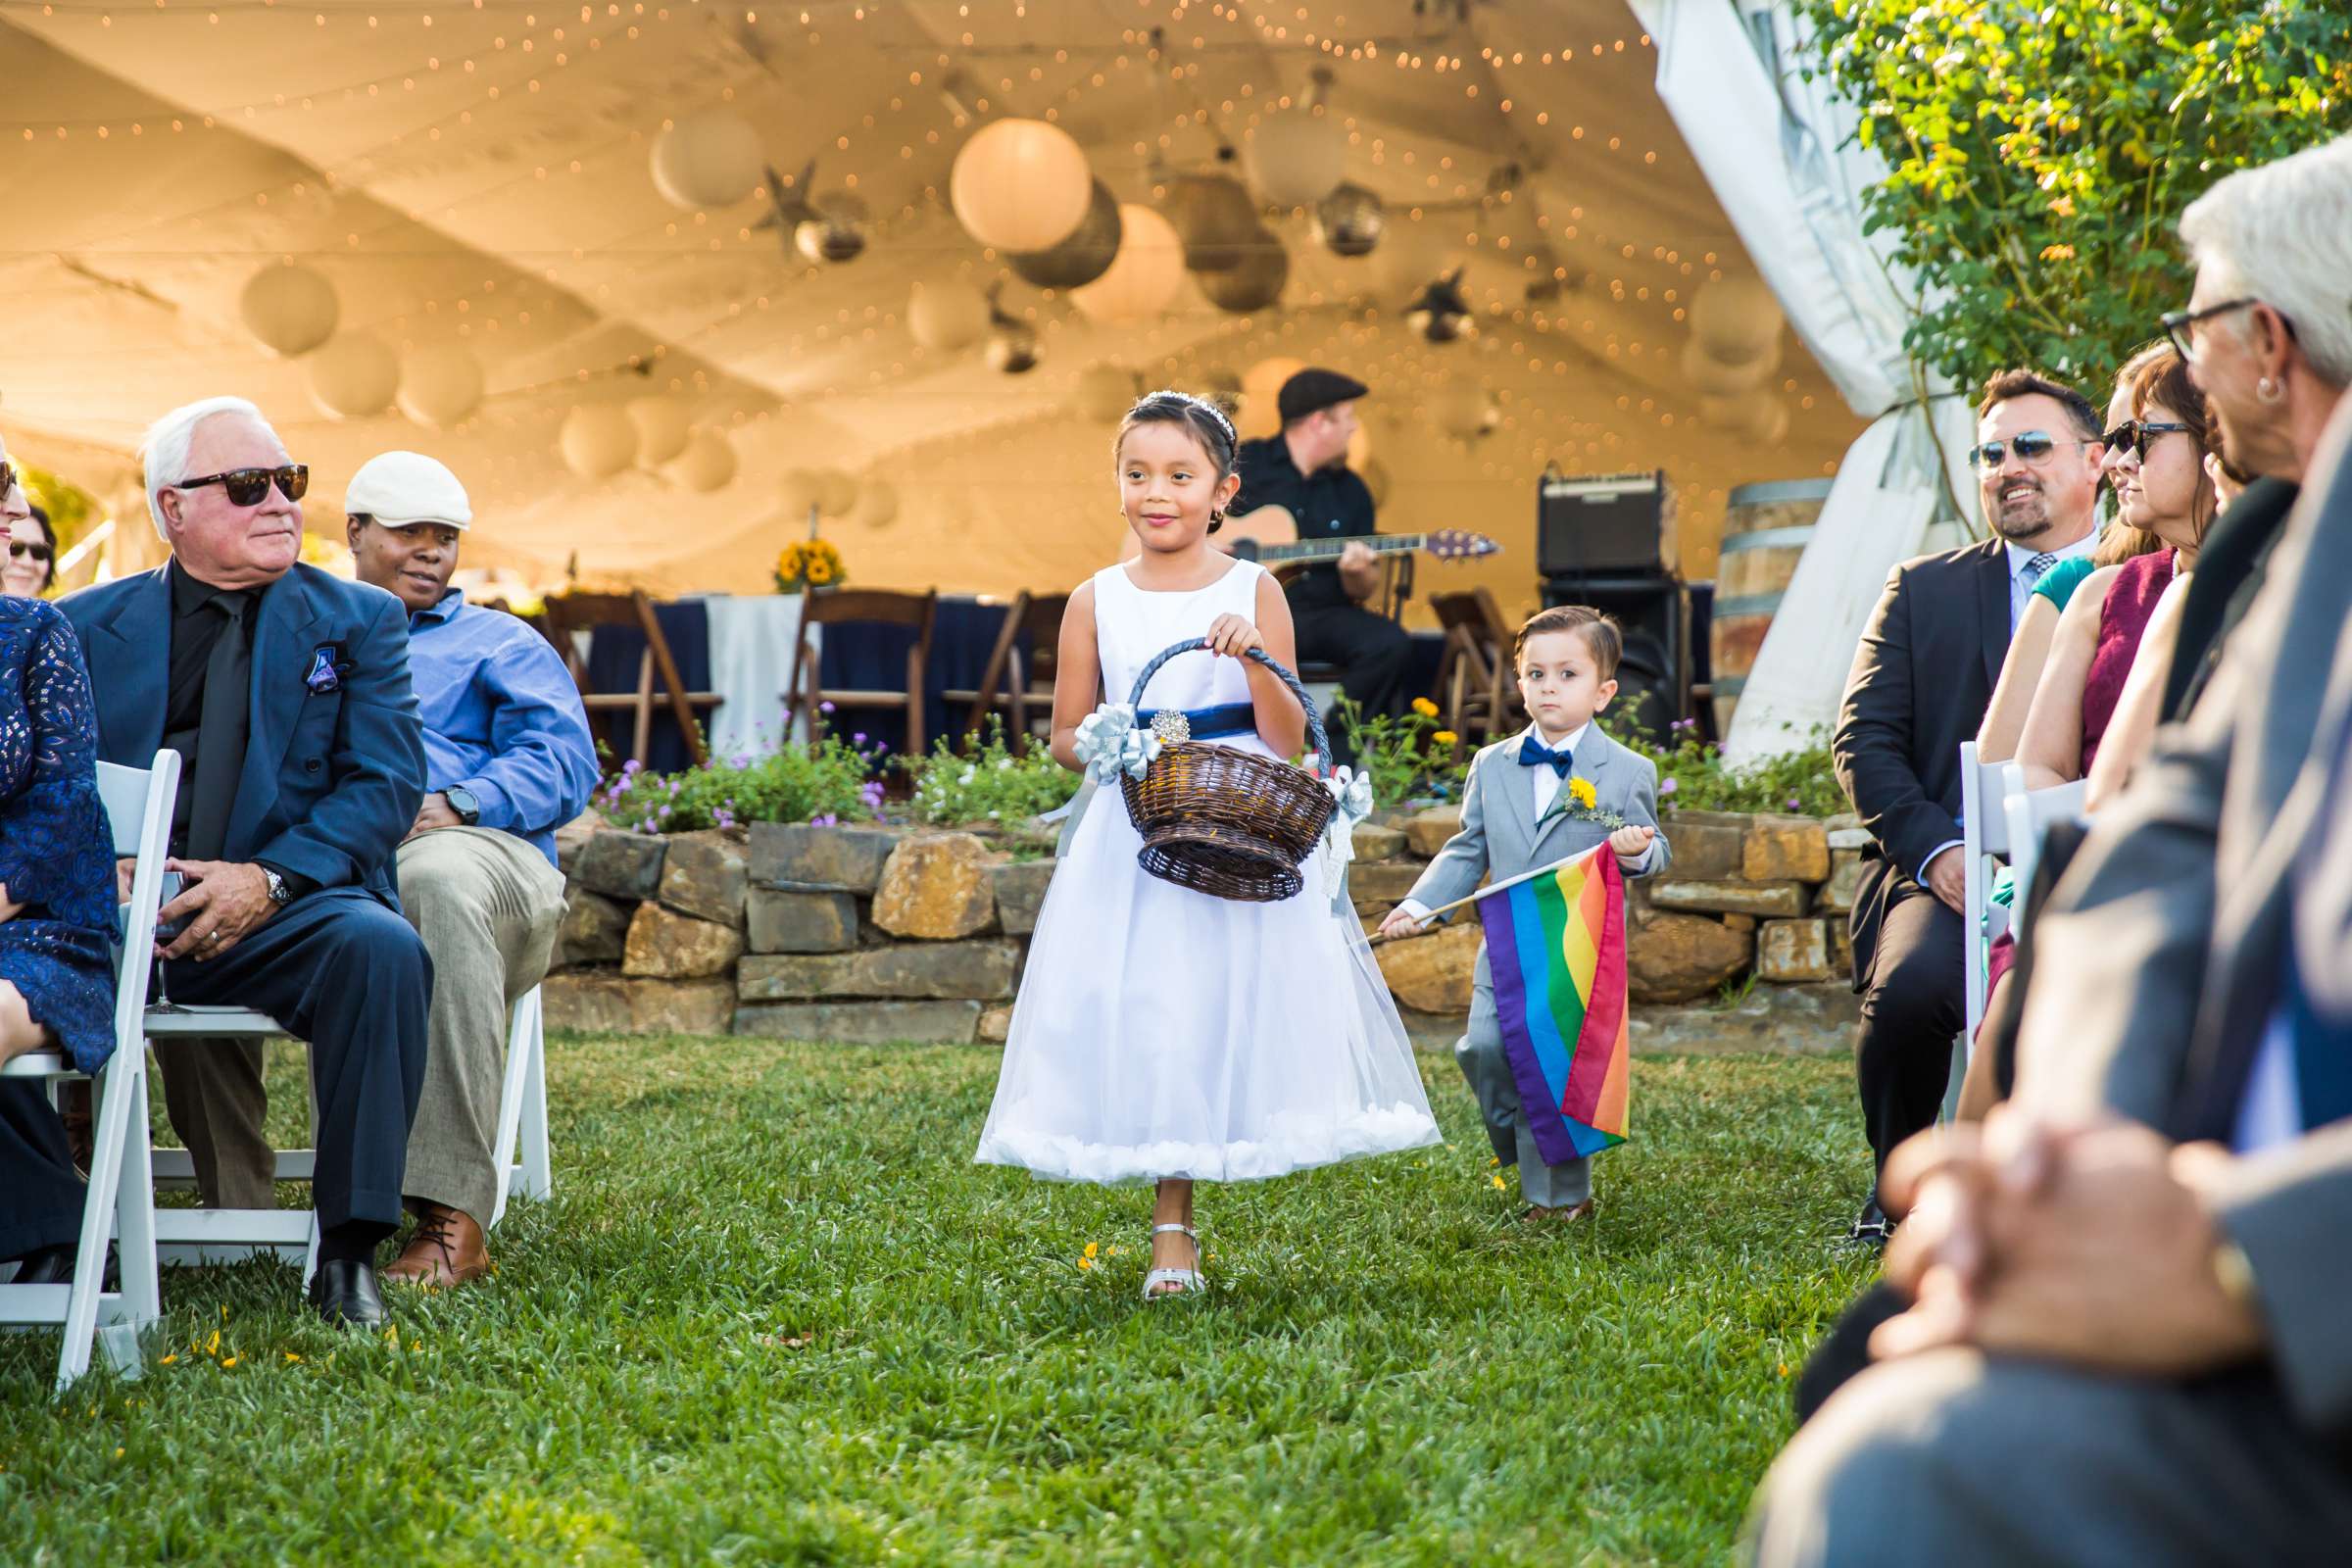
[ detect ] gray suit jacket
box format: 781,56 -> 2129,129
2022,396 -> 2352,1431
1403,727 -> 1669,975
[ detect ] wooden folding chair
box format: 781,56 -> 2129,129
943,591 -> 1070,753
784,589 -> 939,757
1429,586 -> 1522,747
542,590 -> 721,768
0,751 -> 176,1390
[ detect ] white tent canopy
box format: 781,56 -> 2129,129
2,1 -> 1866,654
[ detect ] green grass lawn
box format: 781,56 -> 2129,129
0,1038 -> 1877,1565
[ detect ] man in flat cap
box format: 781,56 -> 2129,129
345,452 -> 596,1288
1231,368 -> 1414,765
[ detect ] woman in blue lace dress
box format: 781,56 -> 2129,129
0,542 -> 124,1282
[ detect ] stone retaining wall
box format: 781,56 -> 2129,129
546,807 -> 1868,1051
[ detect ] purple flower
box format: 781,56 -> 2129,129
622,759 -> 642,776
819,701 -> 836,715
852,732 -> 867,746
730,753 -> 752,769
1659,778 -> 1679,796
810,811 -> 838,827
1786,796 -> 1801,810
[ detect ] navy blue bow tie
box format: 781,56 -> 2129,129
1519,739 -> 1573,777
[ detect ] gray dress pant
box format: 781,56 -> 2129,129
1459,967 -> 1591,1209
394,827 -> 567,1227
1748,1348 -> 2352,1567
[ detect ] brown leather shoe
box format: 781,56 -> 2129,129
1519,1200 -> 1594,1226
380,1202 -> 491,1288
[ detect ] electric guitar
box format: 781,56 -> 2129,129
1119,503 -> 1502,566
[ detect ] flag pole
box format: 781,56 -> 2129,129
1364,848 -> 1598,946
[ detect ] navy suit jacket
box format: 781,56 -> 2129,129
61,562 -> 426,906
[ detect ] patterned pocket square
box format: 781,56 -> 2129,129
304,642 -> 352,695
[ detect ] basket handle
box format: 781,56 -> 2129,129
1125,637 -> 1332,773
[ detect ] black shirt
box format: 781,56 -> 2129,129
164,561 -> 311,895
1230,435 -> 1378,614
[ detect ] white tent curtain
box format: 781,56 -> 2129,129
1627,0 -> 1980,762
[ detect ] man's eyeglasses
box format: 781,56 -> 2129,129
7,542 -> 51,564
1967,430 -> 2093,469
2159,298 -> 2295,364
2098,419 -> 2191,461
174,465 -> 309,507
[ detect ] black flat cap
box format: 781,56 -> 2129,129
1277,368 -> 1370,423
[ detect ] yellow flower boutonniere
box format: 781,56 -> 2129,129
1541,771 -> 1626,831
1568,777 -> 1597,811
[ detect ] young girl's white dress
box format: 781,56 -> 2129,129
974,558 -> 1442,1184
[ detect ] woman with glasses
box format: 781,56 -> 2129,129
4,501 -> 59,600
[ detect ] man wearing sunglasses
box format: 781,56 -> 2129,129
1833,368 -> 2104,1245
59,395 -> 432,1329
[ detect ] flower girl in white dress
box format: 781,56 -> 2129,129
974,391 -> 1441,1298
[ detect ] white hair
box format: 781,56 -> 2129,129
137,395 -> 280,543
2179,133 -> 2352,388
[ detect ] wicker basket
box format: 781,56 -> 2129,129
1117,639 -> 1338,903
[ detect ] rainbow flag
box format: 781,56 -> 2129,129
1475,842 -> 1631,1164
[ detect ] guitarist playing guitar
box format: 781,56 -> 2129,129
1230,368 -> 1404,766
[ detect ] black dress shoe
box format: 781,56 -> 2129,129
308,1259 -> 388,1328
1844,1197 -> 1894,1250
9,1244 -> 75,1286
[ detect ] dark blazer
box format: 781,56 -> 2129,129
61,563 -> 425,906
2160,475 -> 2297,722
2023,402 -> 2352,1429
1832,537 -> 2012,987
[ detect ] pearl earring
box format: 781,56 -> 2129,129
2257,376 -> 2282,402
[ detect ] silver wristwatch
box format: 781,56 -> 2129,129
262,867 -> 294,906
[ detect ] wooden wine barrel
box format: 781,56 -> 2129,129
1709,479 -> 1832,735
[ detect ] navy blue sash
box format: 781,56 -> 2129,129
1137,702 -> 1257,740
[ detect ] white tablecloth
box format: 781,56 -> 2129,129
694,594 -> 818,760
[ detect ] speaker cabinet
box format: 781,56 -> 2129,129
1539,469 -> 1668,576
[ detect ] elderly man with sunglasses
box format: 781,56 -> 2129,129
1831,368 -> 2104,1245
59,395 -> 431,1328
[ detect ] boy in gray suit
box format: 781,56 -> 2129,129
1379,607 -> 1670,1221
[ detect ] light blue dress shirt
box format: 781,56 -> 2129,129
408,587 -> 599,863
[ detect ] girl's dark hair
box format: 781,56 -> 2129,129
22,504 -> 57,594
1115,389 -> 1241,531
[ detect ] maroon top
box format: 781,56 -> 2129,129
2080,547 -> 2177,774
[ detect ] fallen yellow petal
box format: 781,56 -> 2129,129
1077,1256 -> 1094,1271
114,1447 -> 124,1459
283,1351 -> 303,1363
159,1354 -> 178,1365
220,1356 -> 238,1369
1491,1173 -> 1507,1190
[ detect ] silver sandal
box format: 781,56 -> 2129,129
1141,1222 -> 1203,1299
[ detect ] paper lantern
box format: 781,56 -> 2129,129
627,395 -> 692,467
1202,229 -> 1289,314
559,404 -> 638,479
907,280 -> 990,352
813,467 -> 858,518
1690,276 -> 1786,363
663,428 -> 737,492
1239,357 -> 1308,439
1680,338 -> 1781,397
1007,180 -> 1122,291
1434,382 -> 1497,441
241,263 -> 340,358
1075,364 -> 1143,423
396,344 -> 484,429
650,110 -> 764,210
1072,206 -> 1188,326
1157,172 -> 1260,273
1311,182 -> 1385,259
986,319 -> 1041,374
853,477 -> 899,527
779,467 -> 822,518
950,118 -> 1093,253
308,334 -> 399,420
1244,105 -> 1348,209
1375,216 -> 1463,298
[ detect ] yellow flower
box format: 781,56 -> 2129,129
1083,1242 -> 1100,1259
1491,1173 -> 1507,1190
284,1351 -> 303,1363
1077,1256 -> 1095,1271
2039,243 -> 2077,262
806,558 -> 835,586
1432,730 -> 1458,747
1569,777 -> 1598,810
159,1353 -> 177,1365
1411,697 -> 1441,719
205,1330 -> 220,1356
220,1356 -> 238,1369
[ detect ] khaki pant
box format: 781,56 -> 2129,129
394,828 -> 567,1226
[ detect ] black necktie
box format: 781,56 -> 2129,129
185,590 -> 251,861
1519,738 -> 1573,777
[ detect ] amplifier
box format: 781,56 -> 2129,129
1539,467 -> 1670,576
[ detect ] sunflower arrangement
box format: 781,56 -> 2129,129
774,538 -> 847,593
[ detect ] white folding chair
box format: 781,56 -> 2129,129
1957,742 -> 2018,1047
489,983 -> 552,1227
0,751 -> 177,1390
2002,776 -> 2089,921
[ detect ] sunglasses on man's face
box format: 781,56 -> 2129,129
176,465 -> 309,508
8,542 -> 51,564
2098,419 -> 2191,462
1967,430 -> 2093,470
